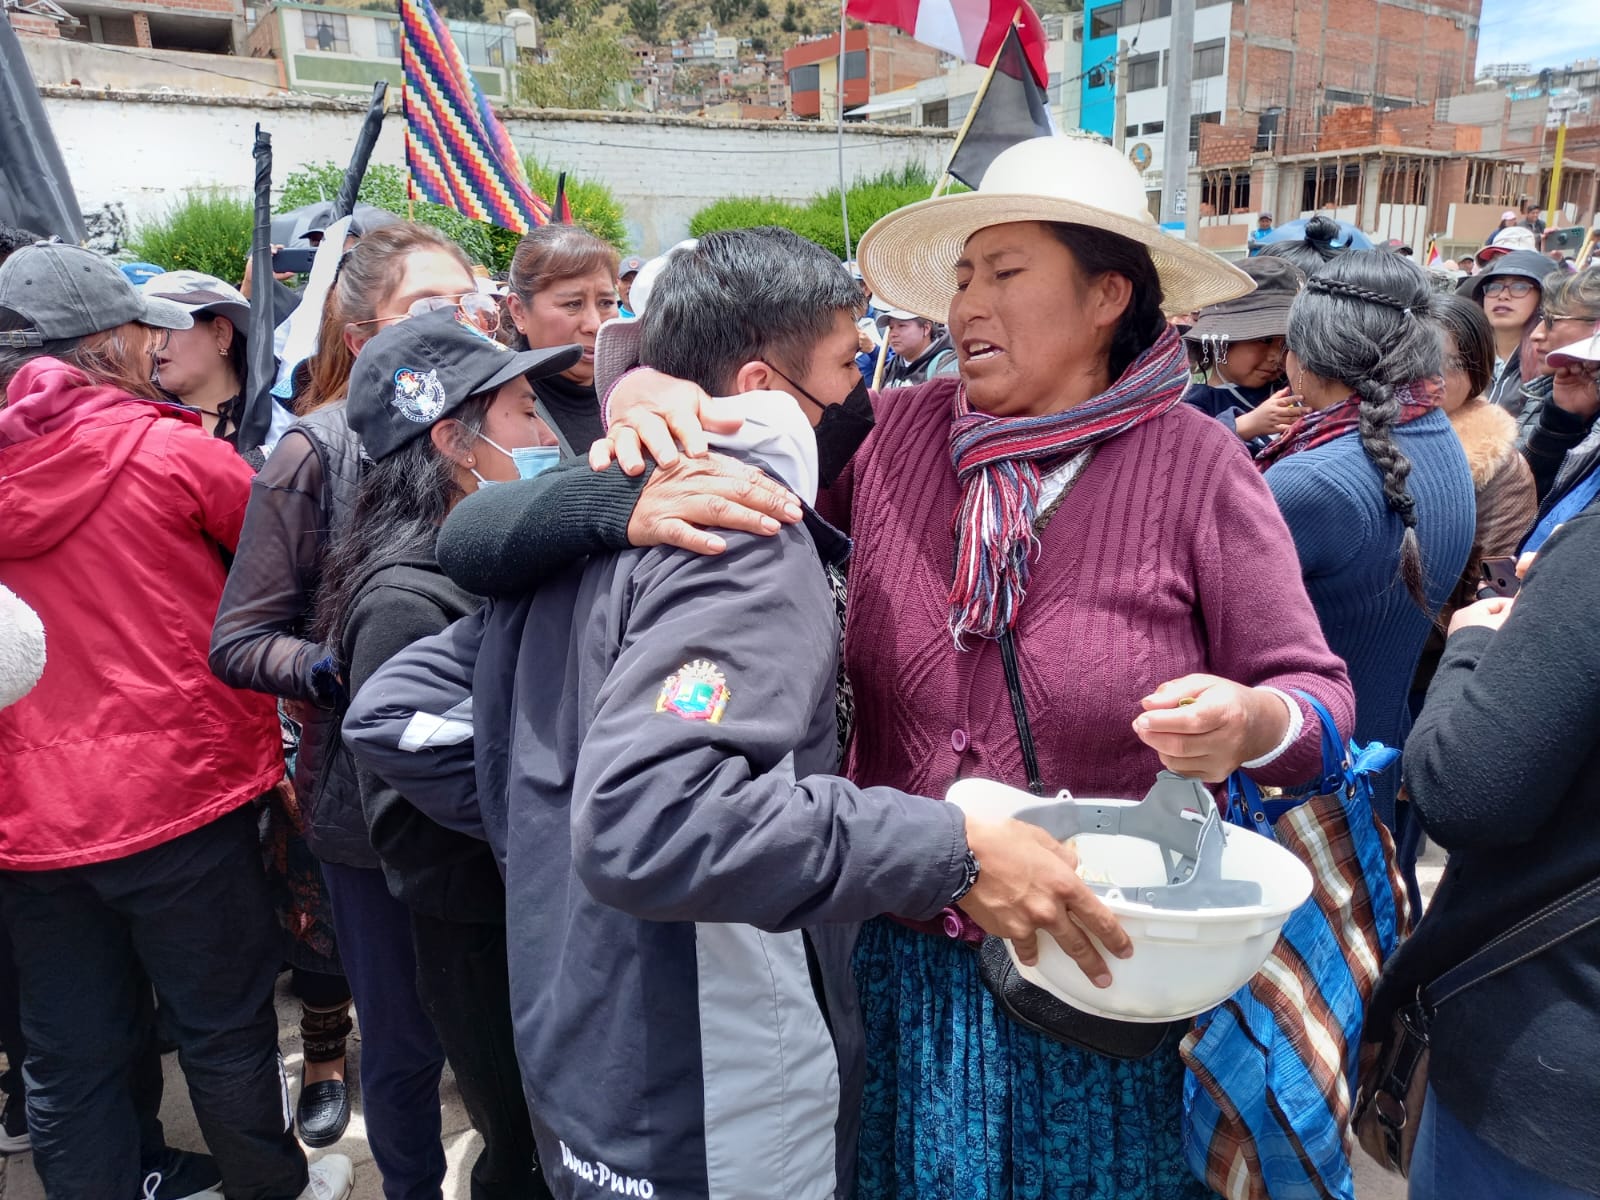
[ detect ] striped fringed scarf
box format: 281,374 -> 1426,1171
947,324 -> 1191,644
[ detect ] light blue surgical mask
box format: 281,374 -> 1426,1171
471,434 -> 561,488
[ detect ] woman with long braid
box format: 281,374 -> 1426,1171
1260,249 -> 1476,900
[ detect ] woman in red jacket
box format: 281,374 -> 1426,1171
0,243 -> 352,1200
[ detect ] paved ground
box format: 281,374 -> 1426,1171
2,845 -> 1445,1200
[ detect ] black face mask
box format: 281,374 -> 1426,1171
774,372 -> 876,490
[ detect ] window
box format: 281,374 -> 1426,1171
1198,0 -> 1231,7
1089,4 -> 1120,39
922,99 -> 949,127
789,63 -> 819,91
302,10 -> 349,52
1125,123 -> 1139,138
378,17 -> 400,58
1189,110 -> 1221,150
1128,51 -> 1160,91
843,49 -> 866,80
1122,0 -> 1171,18
1141,119 -> 1164,134
1086,63 -> 1111,88
1193,38 -> 1223,79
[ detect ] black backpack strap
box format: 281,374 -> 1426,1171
1426,875 -> 1600,1011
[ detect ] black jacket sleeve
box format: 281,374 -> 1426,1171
209,429 -> 329,700
436,459 -> 648,598
1402,509 -> 1600,850
343,609 -> 486,840
1522,401 -> 1595,501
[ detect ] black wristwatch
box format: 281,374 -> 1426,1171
951,849 -> 981,903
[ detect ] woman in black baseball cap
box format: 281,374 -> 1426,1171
310,308 -> 578,1199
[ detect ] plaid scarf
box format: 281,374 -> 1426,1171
1254,377 -> 1442,472
947,325 -> 1190,643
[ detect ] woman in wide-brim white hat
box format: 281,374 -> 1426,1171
495,133 -> 1357,1197
827,134 -> 1352,1199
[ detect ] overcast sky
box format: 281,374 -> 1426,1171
1477,0 -> 1600,71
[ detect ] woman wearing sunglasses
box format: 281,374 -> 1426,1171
1460,250 -> 1558,413
1518,270 -> 1600,487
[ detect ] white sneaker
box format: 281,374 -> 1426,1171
298,1155 -> 355,1200
141,1173 -> 223,1200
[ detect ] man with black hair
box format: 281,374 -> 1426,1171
345,228 -> 1129,1200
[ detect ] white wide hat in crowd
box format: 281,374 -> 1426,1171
857,135 -> 1254,323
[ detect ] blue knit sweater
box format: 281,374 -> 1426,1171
1264,407 -> 1475,825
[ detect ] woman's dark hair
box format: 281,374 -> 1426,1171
313,391 -> 493,654
507,225 -> 620,352
201,313 -> 249,398
1046,222 -> 1166,382
300,222 -> 472,415
1430,294 -> 1495,402
0,308 -> 164,400
1286,250 -> 1440,611
1256,214 -> 1349,276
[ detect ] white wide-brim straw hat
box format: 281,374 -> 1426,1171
859,135 -> 1253,322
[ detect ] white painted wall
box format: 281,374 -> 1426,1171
41,89 -> 953,254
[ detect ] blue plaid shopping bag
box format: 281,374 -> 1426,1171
1181,693 -> 1411,1200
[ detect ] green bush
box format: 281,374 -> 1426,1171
278,159 -> 627,276
127,193 -> 254,285
688,165 -> 956,260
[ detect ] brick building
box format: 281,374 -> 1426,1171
1079,0 -> 1482,208
17,0 -> 248,54
782,27 -> 940,121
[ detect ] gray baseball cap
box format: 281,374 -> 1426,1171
0,241 -> 193,347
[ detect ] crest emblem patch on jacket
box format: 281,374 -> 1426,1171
656,660 -> 730,723
391,367 -> 447,423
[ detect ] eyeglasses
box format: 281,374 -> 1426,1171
1538,309 -> 1597,331
349,292 -> 501,336
1481,279 -> 1536,299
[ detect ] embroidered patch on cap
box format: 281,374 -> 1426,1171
392,367 -> 447,423
656,660 -> 730,723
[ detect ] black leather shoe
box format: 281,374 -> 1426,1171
296,1077 -> 350,1148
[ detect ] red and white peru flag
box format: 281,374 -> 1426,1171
845,0 -> 1050,87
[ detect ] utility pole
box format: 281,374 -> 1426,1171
1161,0 -> 1195,226
1113,38 -> 1130,152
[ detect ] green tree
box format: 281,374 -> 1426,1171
627,0 -> 661,43
520,23 -> 635,109
709,0 -> 745,25
751,0 -> 768,18
779,9 -> 796,30
522,157 -> 628,248
672,8 -> 697,38
439,0 -> 485,17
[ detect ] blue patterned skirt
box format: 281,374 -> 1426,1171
853,917 -> 1213,1200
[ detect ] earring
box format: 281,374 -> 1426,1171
219,346 -> 229,356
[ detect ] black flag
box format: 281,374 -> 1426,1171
947,25 -> 1055,191
238,125 -> 277,459
331,81 -> 389,223
0,19 -> 84,241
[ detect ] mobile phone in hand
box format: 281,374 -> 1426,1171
1477,556 -> 1521,599
271,246 -> 317,274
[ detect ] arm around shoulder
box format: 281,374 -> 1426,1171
437,460 -> 647,598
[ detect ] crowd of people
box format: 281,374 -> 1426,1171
1,131 -> 1599,1200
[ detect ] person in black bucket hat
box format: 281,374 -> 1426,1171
1458,248 -> 1560,410
311,306 -> 580,1200
1183,256 -> 1307,451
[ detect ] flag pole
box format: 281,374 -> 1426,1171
929,6 -> 1023,198
837,0 -> 854,262
871,325 -> 891,388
